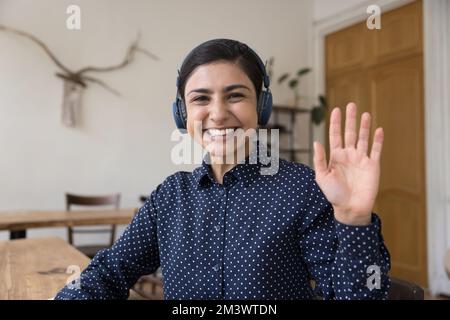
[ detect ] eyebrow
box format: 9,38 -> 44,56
187,84 -> 250,97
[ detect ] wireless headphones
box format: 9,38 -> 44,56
172,40 -> 272,131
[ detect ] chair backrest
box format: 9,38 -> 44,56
66,193 -> 121,210
388,277 -> 424,300
65,193 -> 121,246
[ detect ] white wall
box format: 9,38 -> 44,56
314,0 -> 370,21
0,0 -> 314,243
423,0 -> 450,295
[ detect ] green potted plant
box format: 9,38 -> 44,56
267,58 -> 328,125
311,95 -> 328,125
278,67 -> 311,107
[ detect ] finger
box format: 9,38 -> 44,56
356,112 -> 371,155
313,141 -> 328,176
370,128 -> 384,162
344,102 -> 357,148
329,107 -> 342,153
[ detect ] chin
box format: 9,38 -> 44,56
205,141 -> 247,163
206,144 -> 235,158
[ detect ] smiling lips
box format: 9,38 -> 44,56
203,127 -> 241,141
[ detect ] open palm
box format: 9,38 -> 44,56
313,103 -> 384,226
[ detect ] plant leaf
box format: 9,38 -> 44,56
311,106 -> 326,125
278,73 -> 289,84
297,68 -> 311,77
288,79 -> 298,88
319,95 -> 327,107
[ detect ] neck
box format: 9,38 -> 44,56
209,143 -> 255,184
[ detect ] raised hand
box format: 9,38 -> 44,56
313,102 -> 384,226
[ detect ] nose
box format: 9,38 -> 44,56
209,98 -> 229,124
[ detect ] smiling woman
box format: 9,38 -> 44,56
185,62 -> 259,178
176,39 -> 272,183
54,39 -> 391,300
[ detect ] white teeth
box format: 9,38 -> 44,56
207,128 -> 236,136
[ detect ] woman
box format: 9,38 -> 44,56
55,39 -> 390,300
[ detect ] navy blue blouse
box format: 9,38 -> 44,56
55,155 -> 391,300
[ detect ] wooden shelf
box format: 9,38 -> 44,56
265,104 -> 314,164
279,148 -> 311,154
272,105 -> 311,113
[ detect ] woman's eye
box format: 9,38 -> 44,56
228,93 -> 244,100
193,96 -> 209,103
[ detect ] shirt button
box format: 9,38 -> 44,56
214,225 -> 220,231
213,264 -> 220,272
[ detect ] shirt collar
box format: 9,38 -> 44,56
192,146 -> 264,189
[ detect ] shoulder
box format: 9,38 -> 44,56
278,159 -> 327,201
276,159 -> 332,228
159,170 -> 194,189
261,158 -> 326,205
274,158 -> 317,188
145,169 -> 199,203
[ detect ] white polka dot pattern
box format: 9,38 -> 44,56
55,157 -> 391,300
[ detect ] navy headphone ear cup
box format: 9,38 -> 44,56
257,89 -> 273,126
172,97 -> 187,130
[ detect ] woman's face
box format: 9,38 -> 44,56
184,61 -> 258,160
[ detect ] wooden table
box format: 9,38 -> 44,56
0,208 -> 136,239
0,237 -> 148,300
0,237 -> 90,299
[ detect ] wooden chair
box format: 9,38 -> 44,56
66,193 -> 121,259
388,277 -> 424,300
132,273 -> 164,300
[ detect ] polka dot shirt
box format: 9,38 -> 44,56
55,155 -> 391,300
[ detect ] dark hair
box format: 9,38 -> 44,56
177,39 -> 264,102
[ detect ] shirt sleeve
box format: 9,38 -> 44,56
298,170 -> 391,300
54,188 -> 161,300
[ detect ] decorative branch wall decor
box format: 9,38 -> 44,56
0,25 -> 159,127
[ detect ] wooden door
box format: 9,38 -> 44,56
325,0 -> 427,287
